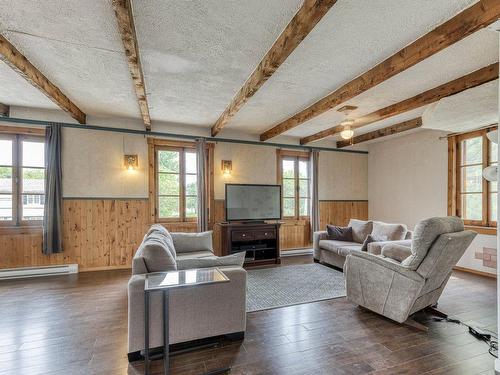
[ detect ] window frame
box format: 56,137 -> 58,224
148,138 -> 213,225
276,149 -> 310,220
0,129 -> 45,228
448,127 -> 497,232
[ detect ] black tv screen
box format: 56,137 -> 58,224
225,184 -> 281,222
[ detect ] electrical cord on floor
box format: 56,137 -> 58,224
432,316 -> 498,358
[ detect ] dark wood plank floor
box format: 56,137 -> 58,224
0,255 -> 496,375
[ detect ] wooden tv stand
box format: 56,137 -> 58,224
219,222 -> 281,267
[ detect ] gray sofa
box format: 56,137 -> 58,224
344,216 -> 476,324
128,225 -> 247,360
313,219 -> 412,269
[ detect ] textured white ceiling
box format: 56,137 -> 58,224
422,79 -> 498,133
0,0 -> 139,118
229,0 -> 482,135
0,0 -> 496,141
285,28 -> 499,138
132,0 -> 303,126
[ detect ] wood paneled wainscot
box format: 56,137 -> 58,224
0,199 -> 149,271
319,200 -> 369,230
0,199 -> 368,270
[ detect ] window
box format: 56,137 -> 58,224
277,150 -> 310,219
149,139 -> 213,224
156,147 -> 197,221
0,134 -> 45,226
449,128 -> 497,229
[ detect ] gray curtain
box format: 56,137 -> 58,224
310,149 -> 320,240
196,138 -> 209,232
43,124 -> 63,254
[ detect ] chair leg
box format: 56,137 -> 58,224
425,306 -> 448,319
403,318 -> 429,332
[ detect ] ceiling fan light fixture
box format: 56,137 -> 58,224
340,119 -> 355,140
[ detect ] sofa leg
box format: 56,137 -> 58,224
313,258 -> 320,263
404,318 -> 428,332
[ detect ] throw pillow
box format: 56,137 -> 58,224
348,219 -> 373,243
326,225 -> 353,241
361,234 -> 387,252
171,231 -> 213,253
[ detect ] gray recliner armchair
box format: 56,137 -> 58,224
344,217 -> 476,325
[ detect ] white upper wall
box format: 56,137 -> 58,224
319,152 -> 368,201
213,143 -> 278,200
368,129 -> 448,228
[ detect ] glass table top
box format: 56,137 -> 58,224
145,268 -> 229,291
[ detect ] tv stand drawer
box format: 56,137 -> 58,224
254,229 -> 276,240
232,231 -> 254,242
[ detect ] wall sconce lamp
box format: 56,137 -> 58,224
124,154 -> 139,171
221,160 -> 232,176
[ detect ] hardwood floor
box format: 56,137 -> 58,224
0,255 -> 496,375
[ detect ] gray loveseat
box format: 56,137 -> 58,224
344,216 -> 476,324
313,219 -> 412,269
127,225 -> 247,360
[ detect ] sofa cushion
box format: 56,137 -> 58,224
176,251 -> 215,261
348,219 -> 373,243
326,225 -> 353,241
171,231 -> 213,253
372,221 -> 407,241
319,239 -> 362,255
361,234 -> 387,252
402,216 -> 464,270
137,232 -> 177,272
367,239 -> 412,255
176,252 -> 245,270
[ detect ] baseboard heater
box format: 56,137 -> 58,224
0,264 -> 78,280
280,248 -> 313,257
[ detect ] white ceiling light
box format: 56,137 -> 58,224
483,165 -> 498,182
340,119 -> 355,140
483,130 -> 498,182
487,129 -> 498,144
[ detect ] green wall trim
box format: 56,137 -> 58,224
0,116 -> 368,155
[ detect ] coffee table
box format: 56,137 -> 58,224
144,268 -> 230,375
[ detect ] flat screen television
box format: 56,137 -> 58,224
225,184 -> 281,222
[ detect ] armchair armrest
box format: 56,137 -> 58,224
171,231 -> 213,254
344,252 -> 424,323
381,243 -> 412,263
348,251 -> 422,282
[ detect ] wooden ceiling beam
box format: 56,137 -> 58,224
210,0 -> 337,137
260,0 -> 500,141
300,63 -> 499,144
0,35 -> 86,124
113,0 -> 151,131
0,102 -> 9,117
336,117 -> 422,148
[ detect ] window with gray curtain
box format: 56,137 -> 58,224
43,124 -> 63,254
0,134 -> 46,226
196,138 -> 208,232
309,149 -> 320,238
